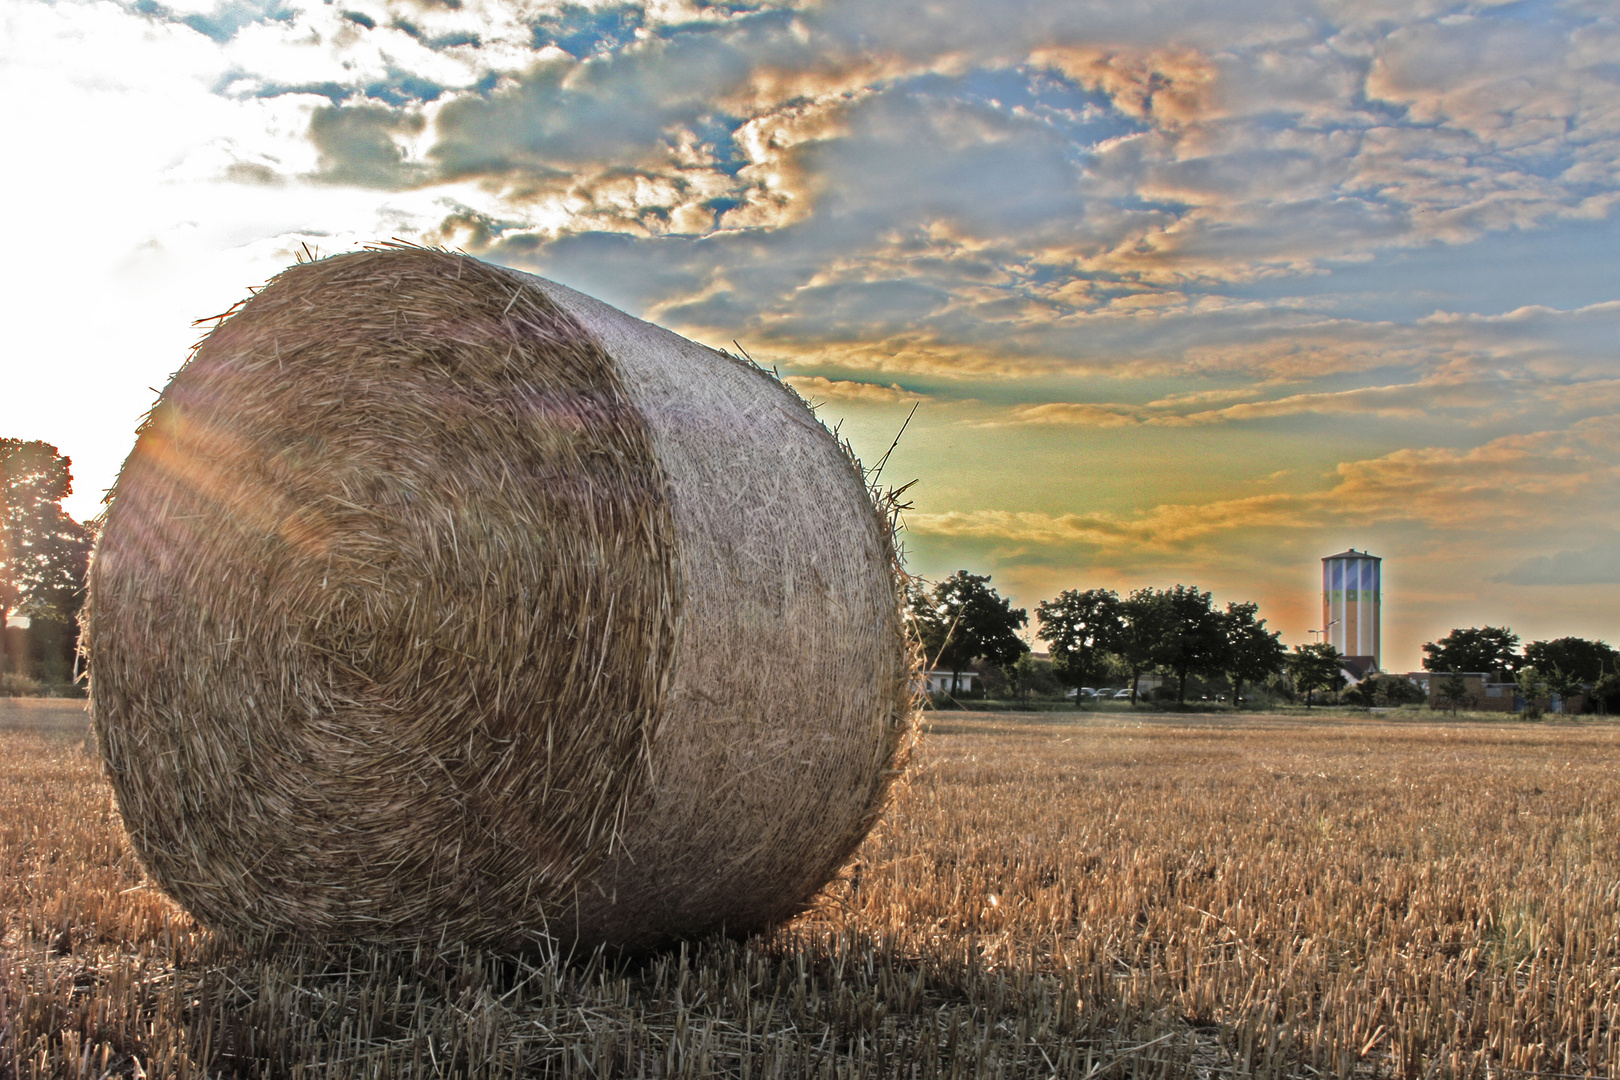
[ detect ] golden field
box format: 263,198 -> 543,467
3,698 -> 1618,1078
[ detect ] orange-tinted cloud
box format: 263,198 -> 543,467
908,420 -> 1620,550
1026,46 -> 1220,130
1004,378 -> 1496,428
782,375 -> 927,404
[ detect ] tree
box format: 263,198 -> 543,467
1542,666 -> 1588,712
1516,666 -> 1548,720
1422,626 -> 1520,678
1382,676 -> 1428,706
1524,638 -> 1619,710
1222,601 -> 1285,709
1435,672 -> 1472,714
1288,642 -> 1344,708
1117,587 -> 1170,704
1036,588 -> 1123,706
1523,637 -> 1619,681
1152,585 -> 1229,704
908,570 -> 1028,696
1007,652 -> 1061,704
2,440 -> 94,676
1345,674 -> 1428,708
1591,672 -> 1620,716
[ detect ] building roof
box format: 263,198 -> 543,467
1337,656 -> 1374,681
1322,548 -> 1381,561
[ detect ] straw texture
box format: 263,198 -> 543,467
86,246 -> 912,952
528,277 -> 914,951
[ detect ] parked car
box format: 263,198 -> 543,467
1114,688 -> 1134,699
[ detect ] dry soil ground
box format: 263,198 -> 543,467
3,701 -> 1618,1078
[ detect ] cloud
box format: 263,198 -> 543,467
1497,545 -> 1620,587
1004,377 -> 1502,428
1004,402 -> 1154,427
167,0 -> 299,46
907,493 -> 1311,549
1328,422 -> 1620,529
781,376 -> 926,404
308,102 -> 426,186
1026,46 -> 1218,130
89,0 -> 1612,388
15,0 -> 1620,570
908,421 -> 1620,551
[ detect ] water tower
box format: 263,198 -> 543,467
1322,549 -> 1381,674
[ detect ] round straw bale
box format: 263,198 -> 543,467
86,246 -> 914,953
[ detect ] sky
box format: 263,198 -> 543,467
2,0 -> 1618,671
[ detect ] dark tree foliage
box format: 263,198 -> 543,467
1006,653 -> 1062,704
909,570 -> 1028,695
1516,666 -> 1551,719
1345,674 -> 1428,708
1034,583 -> 1287,709
1222,601 -> 1286,708
1152,585 -> 1230,704
1,440 -> 94,675
1383,676 -> 1429,706
1422,626 -> 1520,677
1435,672 -> 1473,713
1591,672 -> 1620,715
1523,637 -> 1619,686
1117,587 -> 1170,704
1288,642 -> 1345,708
1035,588 -> 1123,702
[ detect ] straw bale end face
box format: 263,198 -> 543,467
87,246 -> 914,952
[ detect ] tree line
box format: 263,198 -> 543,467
909,571 -> 1304,706
1421,625 -> 1620,713
909,571 -> 1620,713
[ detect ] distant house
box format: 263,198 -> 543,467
922,669 -> 981,696
1408,671 -> 1504,710
1407,671 -> 1581,713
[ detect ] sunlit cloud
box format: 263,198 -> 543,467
8,0 -> 1620,668
907,493 -> 1312,550
1003,378 -> 1499,428
909,421 -> 1620,551
781,376 -> 928,405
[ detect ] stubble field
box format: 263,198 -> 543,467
3,697 -> 1618,1078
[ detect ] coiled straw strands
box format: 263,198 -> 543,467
86,246 -> 915,953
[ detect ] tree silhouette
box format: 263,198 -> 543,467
1422,627 -> 1520,678
1,440 -> 94,676
909,570 -> 1028,696
1288,642 -> 1345,708
1435,672 -> 1472,714
1523,638 -> 1618,707
1151,585 -> 1229,704
1223,601 -> 1285,708
1035,588 -> 1122,704
1116,588 -> 1169,704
